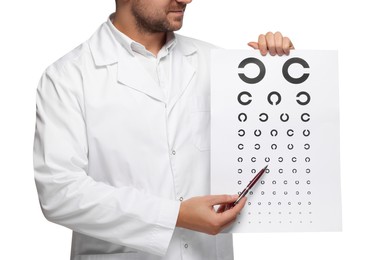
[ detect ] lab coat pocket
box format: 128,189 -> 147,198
191,111 -> 211,151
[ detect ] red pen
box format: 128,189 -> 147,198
232,165 -> 268,206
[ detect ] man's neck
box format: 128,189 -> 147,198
113,11 -> 167,56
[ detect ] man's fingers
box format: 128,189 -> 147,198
258,34 -> 268,56
231,196 -> 247,213
217,197 -> 247,226
265,32 -> 276,56
249,32 -> 293,56
247,42 -> 259,49
283,36 -> 294,55
274,32 -> 284,56
207,194 -> 238,206
217,197 -> 247,230
221,197 -> 247,219
177,195 -> 247,235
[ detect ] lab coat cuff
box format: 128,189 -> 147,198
149,199 -> 180,256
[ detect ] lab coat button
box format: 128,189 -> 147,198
172,150 -> 176,155
184,244 -> 189,248
179,197 -> 184,201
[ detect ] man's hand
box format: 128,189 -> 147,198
176,194 -> 247,235
248,31 -> 294,56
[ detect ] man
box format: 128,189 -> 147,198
34,0 -> 293,259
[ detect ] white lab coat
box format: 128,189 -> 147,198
34,20 -> 234,260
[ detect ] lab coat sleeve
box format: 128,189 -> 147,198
33,65 -> 180,256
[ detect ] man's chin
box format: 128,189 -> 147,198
169,22 -> 184,32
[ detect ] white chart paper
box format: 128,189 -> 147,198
211,50 -> 342,232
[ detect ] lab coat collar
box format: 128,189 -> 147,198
88,22 -> 120,66
88,18 -> 198,103
106,15 -> 177,58
88,18 -> 198,66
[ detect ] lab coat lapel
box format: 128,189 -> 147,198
168,46 -> 196,114
89,22 -> 165,103
117,55 -> 165,103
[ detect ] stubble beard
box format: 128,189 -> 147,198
131,3 -> 184,34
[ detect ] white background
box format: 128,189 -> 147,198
0,0 -> 377,259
